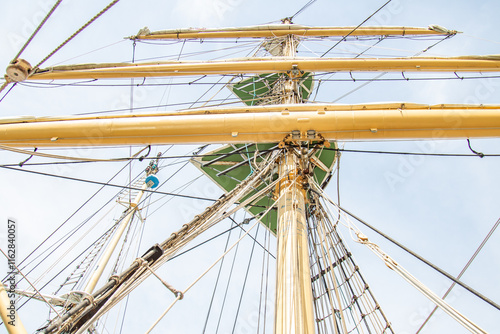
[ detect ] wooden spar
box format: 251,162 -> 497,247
2,103 -> 498,123
1,107 -> 500,147
129,25 -> 455,40
24,56 -> 500,81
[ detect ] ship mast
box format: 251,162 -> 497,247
84,157 -> 160,294
2,17 -> 499,333
274,30 -> 315,333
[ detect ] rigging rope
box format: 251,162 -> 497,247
231,223 -> 261,333
4,141 -> 498,167
0,81 -> 16,103
167,224 -> 242,263
228,217 -> 275,259
118,198 -> 151,334
187,37 -> 263,109
9,160 -> 134,275
51,40 -> 127,66
0,144 -> 150,162
320,0 -> 393,57
47,153 -> 281,333
12,0 -> 63,62
289,0 -> 317,21
317,191 -> 500,312
262,211 -> 273,332
324,147 -> 500,158
18,73 -> 500,90
145,219 -> 262,334
0,249 -> 61,316
35,0 -> 121,68
0,165 -> 217,202
257,199 -> 272,333
144,175 -> 203,216
331,33 -> 454,102
202,219 -> 234,333
128,41 -> 137,203
111,210 -> 139,276
154,39 -> 184,111
0,148 -> 276,168
215,227 -> 243,333
0,0 -> 62,98
314,187 -> 488,333
143,175 -> 283,334
310,36 -> 388,97
417,217 -> 500,332
2,223 -> 119,325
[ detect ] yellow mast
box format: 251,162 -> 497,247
274,33 -> 315,334
275,150 -> 315,333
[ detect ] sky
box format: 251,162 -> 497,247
1,0 -> 500,333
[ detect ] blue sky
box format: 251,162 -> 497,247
1,0 -> 500,333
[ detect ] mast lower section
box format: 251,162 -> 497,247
275,150 -> 315,334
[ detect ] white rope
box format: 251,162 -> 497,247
0,249 -> 61,316
314,214 -> 347,333
144,181 -> 287,333
143,263 -> 182,298
29,204 -> 118,289
462,33 -> 500,46
144,219 -> 260,333
0,144 -> 149,162
73,152 -> 281,332
313,183 -> 488,334
310,200 -> 389,333
387,260 -> 486,334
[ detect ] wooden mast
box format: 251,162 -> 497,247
274,32 -> 315,333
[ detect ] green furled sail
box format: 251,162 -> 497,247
228,72 -> 314,106
191,142 -> 336,233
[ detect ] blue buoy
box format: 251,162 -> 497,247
145,175 -> 160,188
